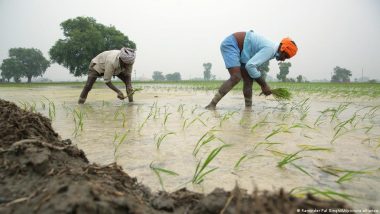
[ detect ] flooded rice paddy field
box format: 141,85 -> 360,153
1,83 -> 380,210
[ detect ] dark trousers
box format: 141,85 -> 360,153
79,69 -> 128,100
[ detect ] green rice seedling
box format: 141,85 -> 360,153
40,100 -> 46,110
271,88 -> 292,100
72,108 -> 86,137
265,127 -> 284,140
330,126 -> 350,144
120,111 -> 127,127
336,170 -> 370,184
191,105 -> 198,114
233,154 -> 265,170
297,145 -> 332,152
182,118 -> 189,130
43,96 -> 56,120
150,162 -> 179,191
277,150 -> 304,168
177,104 -> 185,118
252,141 -> 282,153
333,114 -> 357,131
251,113 -> 270,133
113,130 -> 129,162
313,113 -> 326,127
155,132 -> 176,149
186,117 -> 207,129
290,187 -> 355,202
219,111 -> 238,127
192,127 -> 223,156
192,144 -> 230,184
234,154 -> 248,170
138,112 -> 152,134
163,112 -> 172,127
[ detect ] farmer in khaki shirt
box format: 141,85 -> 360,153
78,47 -> 136,104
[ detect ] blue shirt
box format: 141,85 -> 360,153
241,31 -> 279,78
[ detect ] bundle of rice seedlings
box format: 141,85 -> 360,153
271,88 -> 292,100
130,88 -> 143,95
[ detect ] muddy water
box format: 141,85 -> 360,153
1,85 -> 380,210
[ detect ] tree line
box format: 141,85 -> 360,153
0,16 -> 370,83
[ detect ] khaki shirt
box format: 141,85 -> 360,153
90,50 -> 132,83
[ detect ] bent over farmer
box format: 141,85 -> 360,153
205,30 -> 298,109
78,47 -> 136,104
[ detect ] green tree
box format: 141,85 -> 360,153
277,62 -> 291,82
331,66 -> 352,83
0,58 -> 24,82
258,61 -> 270,80
296,75 -> 303,83
49,17 -> 136,77
9,48 -> 50,83
203,62 -> 212,80
152,71 -> 165,81
165,72 -> 181,81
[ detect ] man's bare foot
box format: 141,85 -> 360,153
78,97 -> 86,104
205,103 -> 216,110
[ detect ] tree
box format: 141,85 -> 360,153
258,61 -> 270,80
277,62 -> 291,82
203,62 -> 212,80
8,48 -> 50,83
152,71 -> 165,81
331,66 -> 352,83
296,75 -> 303,83
0,58 -> 24,82
49,17 -> 136,77
165,72 -> 181,81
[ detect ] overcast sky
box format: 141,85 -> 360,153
0,0 -> 379,81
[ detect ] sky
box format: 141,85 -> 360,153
0,0 -> 379,81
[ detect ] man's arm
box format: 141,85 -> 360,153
125,64 -> 134,102
245,48 -> 274,95
104,61 -> 124,99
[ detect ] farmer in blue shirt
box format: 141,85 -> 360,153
205,30 -> 298,109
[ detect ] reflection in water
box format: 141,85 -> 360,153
1,86 -> 380,210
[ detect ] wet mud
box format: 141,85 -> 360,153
0,98 -> 351,213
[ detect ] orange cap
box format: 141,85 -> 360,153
280,37 -> 298,58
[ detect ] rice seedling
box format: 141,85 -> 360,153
72,108 -> 86,136
155,132 -> 176,149
138,112 -> 152,134
271,88 -> 292,100
193,128 -> 223,156
277,150 -> 304,168
219,111 -> 238,127
252,141 -> 282,153
336,170 -> 370,184
250,113 -> 270,133
234,154 -> 248,170
177,104 -> 185,118
233,153 -> 265,170
42,96 -> 56,120
150,162 -> 179,191
290,187 -> 355,202
163,112 -> 172,127
185,117 -> 207,129
192,144 -> 230,184
113,130 -> 129,162
130,87 -> 143,96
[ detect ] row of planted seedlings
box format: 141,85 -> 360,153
236,98 -> 380,204
14,92 -> 380,207
110,96 -> 380,203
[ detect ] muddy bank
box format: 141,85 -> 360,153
0,99 -> 350,213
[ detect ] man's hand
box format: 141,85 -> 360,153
260,85 -> 272,96
117,92 -> 125,100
